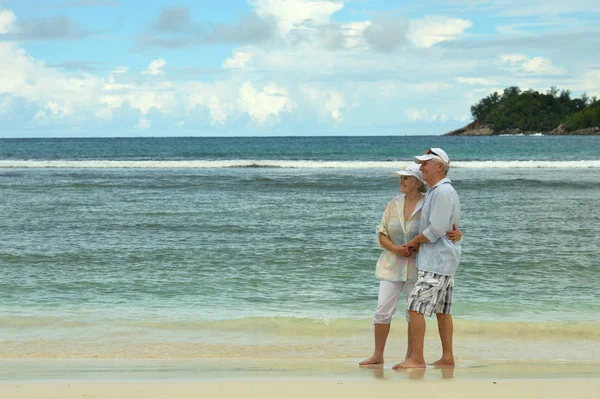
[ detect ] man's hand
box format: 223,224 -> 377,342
408,243 -> 420,253
394,244 -> 413,257
445,224 -> 462,243
406,239 -> 417,250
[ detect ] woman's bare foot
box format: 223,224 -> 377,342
392,358 -> 426,369
359,355 -> 384,366
429,357 -> 455,368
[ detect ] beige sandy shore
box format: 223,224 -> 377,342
2,379 -> 599,399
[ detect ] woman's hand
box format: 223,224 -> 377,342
446,224 -> 462,243
393,245 -> 413,257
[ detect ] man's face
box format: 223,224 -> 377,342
419,159 -> 441,183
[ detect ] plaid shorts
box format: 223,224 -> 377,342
406,270 -> 454,317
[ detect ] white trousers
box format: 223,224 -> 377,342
373,280 -> 416,324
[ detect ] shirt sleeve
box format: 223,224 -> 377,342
422,190 -> 454,243
376,201 -> 392,247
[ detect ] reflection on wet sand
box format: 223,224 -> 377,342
360,364 -> 454,380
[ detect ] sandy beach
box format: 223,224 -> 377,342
2,357 -> 600,399
2,378 -> 599,399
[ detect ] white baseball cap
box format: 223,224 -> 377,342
413,147 -> 449,164
394,164 -> 425,184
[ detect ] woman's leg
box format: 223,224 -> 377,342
359,281 -> 402,365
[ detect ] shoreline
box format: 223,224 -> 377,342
2,358 -> 600,382
2,318 -> 598,361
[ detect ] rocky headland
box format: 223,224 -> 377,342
445,121 -> 600,136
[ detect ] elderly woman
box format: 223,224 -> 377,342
360,164 -> 461,367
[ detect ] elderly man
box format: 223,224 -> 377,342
393,148 -> 461,369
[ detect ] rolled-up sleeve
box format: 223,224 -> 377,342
376,201 -> 391,247
422,191 -> 453,243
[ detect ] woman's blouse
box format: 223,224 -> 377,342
375,194 -> 424,282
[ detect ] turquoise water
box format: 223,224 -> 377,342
1,135 -> 600,162
0,136 -> 599,359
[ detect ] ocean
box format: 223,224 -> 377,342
1,136 -> 599,368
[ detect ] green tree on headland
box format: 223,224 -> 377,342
470,86 -> 599,132
563,98 -> 600,131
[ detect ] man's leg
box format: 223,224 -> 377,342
404,322 -> 413,360
393,310 -> 426,369
431,278 -> 455,367
430,312 -> 455,367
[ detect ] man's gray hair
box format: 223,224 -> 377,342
433,158 -> 450,175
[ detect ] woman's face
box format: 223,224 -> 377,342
400,175 -> 421,194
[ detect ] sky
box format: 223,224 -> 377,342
0,0 -> 599,137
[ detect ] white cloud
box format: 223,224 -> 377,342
408,82 -> 452,93
300,85 -> 346,121
0,42 -> 101,116
499,54 -> 566,75
143,58 -> 167,75
135,117 -> 151,130
185,81 -> 237,124
33,110 -> 46,120
582,69 -> 600,98
32,101 -> 71,121
406,107 -> 429,121
456,77 -> 499,86
177,120 -> 185,128
45,101 -> 71,117
342,21 -> 371,49
223,50 -> 255,69
0,9 -> 16,34
129,90 -> 176,115
405,107 -> 447,123
185,81 -> 295,126
523,57 -> 564,75
408,16 -> 472,48
95,108 -> 112,120
112,66 -> 129,74
251,0 -> 344,37
100,72 -> 177,116
103,75 -> 135,91
100,88 -> 177,116
0,95 -> 12,115
485,0 -> 600,17
500,54 -> 528,64
238,81 -> 293,125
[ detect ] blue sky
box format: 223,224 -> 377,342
0,0 -> 599,137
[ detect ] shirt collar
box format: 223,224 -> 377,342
430,177 -> 451,190
397,194 -> 425,219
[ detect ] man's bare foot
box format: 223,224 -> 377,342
359,355 -> 384,366
429,358 -> 455,368
392,358 -> 426,369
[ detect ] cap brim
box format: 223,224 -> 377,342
394,170 -> 411,176
394,170 -> 425,184
413,154 -> 436,164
